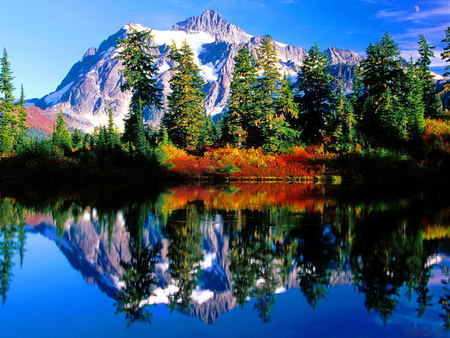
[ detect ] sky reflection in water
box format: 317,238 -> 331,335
0,183 -> 450,337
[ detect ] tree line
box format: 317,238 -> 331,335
1,26 -> 450,164
114,26 -> 450,157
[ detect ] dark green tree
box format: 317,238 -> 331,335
295,43 -> 336,144
402,59 -> 425,141
106,104 -> 121,150
15,85 -> 28,151
115,238 -> 160,326
52,106 -> 72,152
273,75 -> 301,149
441,26 -> 450,94
71,128 -> 83,151
253,35 -> 286,150
116,26 -> 162,157
0,49 -> 17,155
162,40 -> 207,151
221,46 -> 258,147
416,34 -> 441,117
164,203 -> 203,312
330,80 -> 356,152
358,32 -> 407,147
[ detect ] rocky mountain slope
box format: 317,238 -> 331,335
33,9 -> 363,133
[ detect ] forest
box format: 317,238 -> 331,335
1,26 -> 450,182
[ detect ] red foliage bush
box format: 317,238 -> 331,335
163,145 -> 333,180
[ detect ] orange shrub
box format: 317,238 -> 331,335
423,119 -> 450,152
164,145 -> 333,179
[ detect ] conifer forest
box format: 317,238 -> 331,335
1,27 -> 450,182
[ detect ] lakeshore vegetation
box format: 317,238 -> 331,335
1,27 -> 450,182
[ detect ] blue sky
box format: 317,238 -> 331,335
0,0 -> 449,99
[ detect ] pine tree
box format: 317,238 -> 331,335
358,32 -> 407,146
441,26 -> 450,94
71,128 -> 83,151
15,85 -> 28,151
52,106 -> 72,152
116,26 -> 162,156
0,49 -> 17,155
273,75 -> 300,149
162,40 -> 207,151
221,46 -> 258,147
106,104 -> 120,150
331,81 -> 356,152
416,34 -> 441,117
253,35 -> 285,150
401,59 -> 425,141
295,43 -> 335,144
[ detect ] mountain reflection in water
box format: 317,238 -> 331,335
1,183 -> 450,335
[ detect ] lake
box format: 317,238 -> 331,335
0,182 -> 450,337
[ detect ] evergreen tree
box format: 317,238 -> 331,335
358,32 -> 407,146
221,46 -> 258,147
15,85 -> 28,151
330,80 -> 356,152
295,43 -> 335,144
0,49 -> 17,155
441,26 -> 450,94
162,40 -> 207,151
273,75 -> 300,149
52,106 -> 72,152
116,26 -> 162,157
275,75 -> 298,121
71,128 -> 83,151
253,35 -> 286,150
106,104 -> 120,149
416,34 -> 441,117
402,59 -> 425,141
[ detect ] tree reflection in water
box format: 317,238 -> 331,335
164,203 -> 203,313
1,183 -> 450,328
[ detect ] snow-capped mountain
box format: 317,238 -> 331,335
34,9 -> 363,133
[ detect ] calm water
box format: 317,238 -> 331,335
1,183 -> 450,337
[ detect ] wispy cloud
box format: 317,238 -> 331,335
376,2 -> 450,22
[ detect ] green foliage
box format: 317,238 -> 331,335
17,138 -> 58,159
402,59 -> 425,141
15,85 -> 28,152
330,84 -> 356,152
295,43 -> 336,144
441,27 -> 450,93
357,32 -> 409,147
0,49 -> 17,155
253,35 -> 288,151
116,26 -> 162,158
163,40 -> 207,151
71,128 -> 83,151
417,34 -> 441,117
221,46 -> 258,147
52,107 -> 72,152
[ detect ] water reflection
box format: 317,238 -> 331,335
1,183 -> 450,330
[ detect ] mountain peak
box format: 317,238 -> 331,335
170,9 -> 251,44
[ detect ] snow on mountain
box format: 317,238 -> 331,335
33,9 -> 363,133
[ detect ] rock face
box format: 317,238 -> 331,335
34,9 -> 363,133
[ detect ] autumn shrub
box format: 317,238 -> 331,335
423,118 -> 450,152
162,145 -> 333,179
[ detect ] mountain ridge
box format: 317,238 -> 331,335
32,10 -> 363,133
